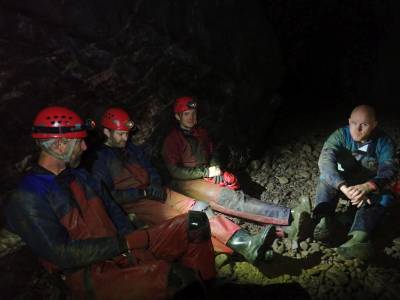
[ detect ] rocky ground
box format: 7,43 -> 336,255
213,110 -> 400,300
1,109 -> 400,300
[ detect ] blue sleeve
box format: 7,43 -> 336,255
5,190 -> 126,271
91,151 -> 146,204
130,144 -> 162,185
318,129 -> 346,189
373,136 -> 398,189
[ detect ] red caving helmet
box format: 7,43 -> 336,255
101,108 -> 134,131
32,106 -> 88,139
174,96 -> 198,113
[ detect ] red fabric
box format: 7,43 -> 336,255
162,127 -> 212,167
204,172 -> 240,190
223,172 -> 240,190
101,107 -> 133,131
145,215 -> 216,280
66,258 -> 171,300
208,215 -> 240,247
66,214 -> 215,299
113,162 -> 150,190
125,230 -> 149,249
32,106 -> 87,139
59,180 -> 117,240
123,189 -> 237,254
174,96 -> 195,113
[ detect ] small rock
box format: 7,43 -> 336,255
291,240 -> 299,251
283,238 -> 292,250
266,182 -> 274,191
309,242 -> 321,253
218,264 -> 233,278
384,247 -> 394,256
300,241 -> 309,251
298,170 -> 310,179
392,237 -> 400,246
393,252 -> 400,259
215,254 -> 229,268
276,176 -> 289,185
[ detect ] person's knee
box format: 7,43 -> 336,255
188,211 -> 211,242
191,201 -> 214,218
314,180 -> 338,213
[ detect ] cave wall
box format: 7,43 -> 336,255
0,0 -> 398,191
0,0 -> 286,196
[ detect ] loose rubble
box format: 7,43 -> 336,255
384,237 -> 400,260
0,229 -> 24,258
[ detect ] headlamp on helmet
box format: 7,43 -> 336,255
174,96 -> 198,113
101,107 -> 134,131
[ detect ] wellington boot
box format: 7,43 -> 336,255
337,231 -> 373,260
285,196 -> 312,241
227,225 -> 276,264
313,215 -> 334,241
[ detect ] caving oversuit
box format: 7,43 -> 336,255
5,166 -> 216,300
162,126 -> 291,225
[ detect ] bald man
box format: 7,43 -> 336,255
313,105 -> 397,259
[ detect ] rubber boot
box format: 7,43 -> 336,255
336,231 -> 373,260
313,215 -> 334,241
226,225 -> 276,264
284,196 -> 312,240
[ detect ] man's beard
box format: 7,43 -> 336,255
109,138 -> 126,148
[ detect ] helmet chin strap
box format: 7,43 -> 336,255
64,139 -> 78,162
40,139 -> 78,163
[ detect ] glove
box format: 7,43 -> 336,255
145,184 -> 166,202
223,172 -> 240,190
207,166 -> 221,177
125,230 -> 149,250
222,172 -> 236,185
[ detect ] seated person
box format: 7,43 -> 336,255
162,97 -> 311,240
91,107 -> 276,264
5,106 -> 216,300
313,104 -> 397,259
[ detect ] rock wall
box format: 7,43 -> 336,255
0,0 -> 284,194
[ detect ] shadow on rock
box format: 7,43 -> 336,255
235,171 -> 266,198
257,252 -> 322,277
